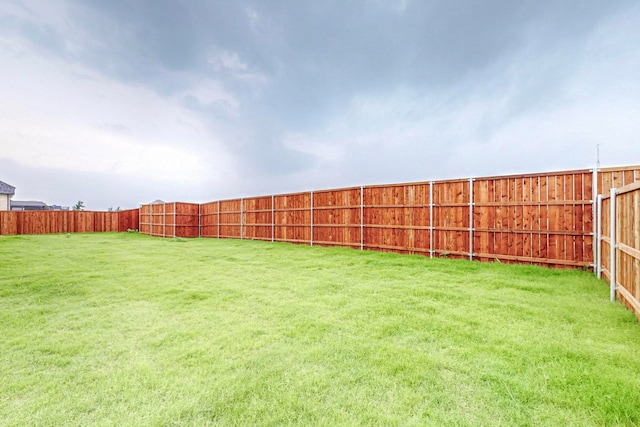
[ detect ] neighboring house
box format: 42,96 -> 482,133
0,180 -> 16,211
11,201 -> 49,211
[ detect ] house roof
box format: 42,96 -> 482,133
0,180 -> 15,195
11,200 -> 48,208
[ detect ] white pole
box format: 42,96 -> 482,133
240,198 -> 244,240
592,168 -> 598,273
469,178 -> 474,261
310,191 -> 314,246
360,186 -> 364,251
609,188 -> 616,302
429,181 -> 434,259
596,195 -> 602,279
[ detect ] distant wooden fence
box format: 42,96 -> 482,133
140,166 -> 640,269
0,209 -> 139,235
139,202 -> 200,238
598,181 -> 640,319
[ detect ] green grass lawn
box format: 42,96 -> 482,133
1,233 -> 639,426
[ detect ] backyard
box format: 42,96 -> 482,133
1,233 -> 639,426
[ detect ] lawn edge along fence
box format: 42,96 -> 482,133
0,209 -> 139,235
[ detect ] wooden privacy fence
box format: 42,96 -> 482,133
139,202 -> 200,238
0,209 -> 139,235
597,181 -> 640,319
140,166 -> 640,269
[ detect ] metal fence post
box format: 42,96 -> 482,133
592,168 -> 598,273
469,178 -> 474,261
240,198 -> 244,240
596,194 -> 602,279
429,181 -> 434,259
609,188 -> 617,302
360,185 -> 364,251
310,191 -> 314,246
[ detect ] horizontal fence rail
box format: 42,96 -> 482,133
139,166 -> 640,270
0,209 -> 139,235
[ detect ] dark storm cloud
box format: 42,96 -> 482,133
10,0 -> 633,126
13,1 -> 628,107
60,1 -> 272,92
256,0 -> 630,128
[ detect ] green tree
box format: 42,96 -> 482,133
73,201 -> 85,211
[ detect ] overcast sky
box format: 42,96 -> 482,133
1,0 -> 639,210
